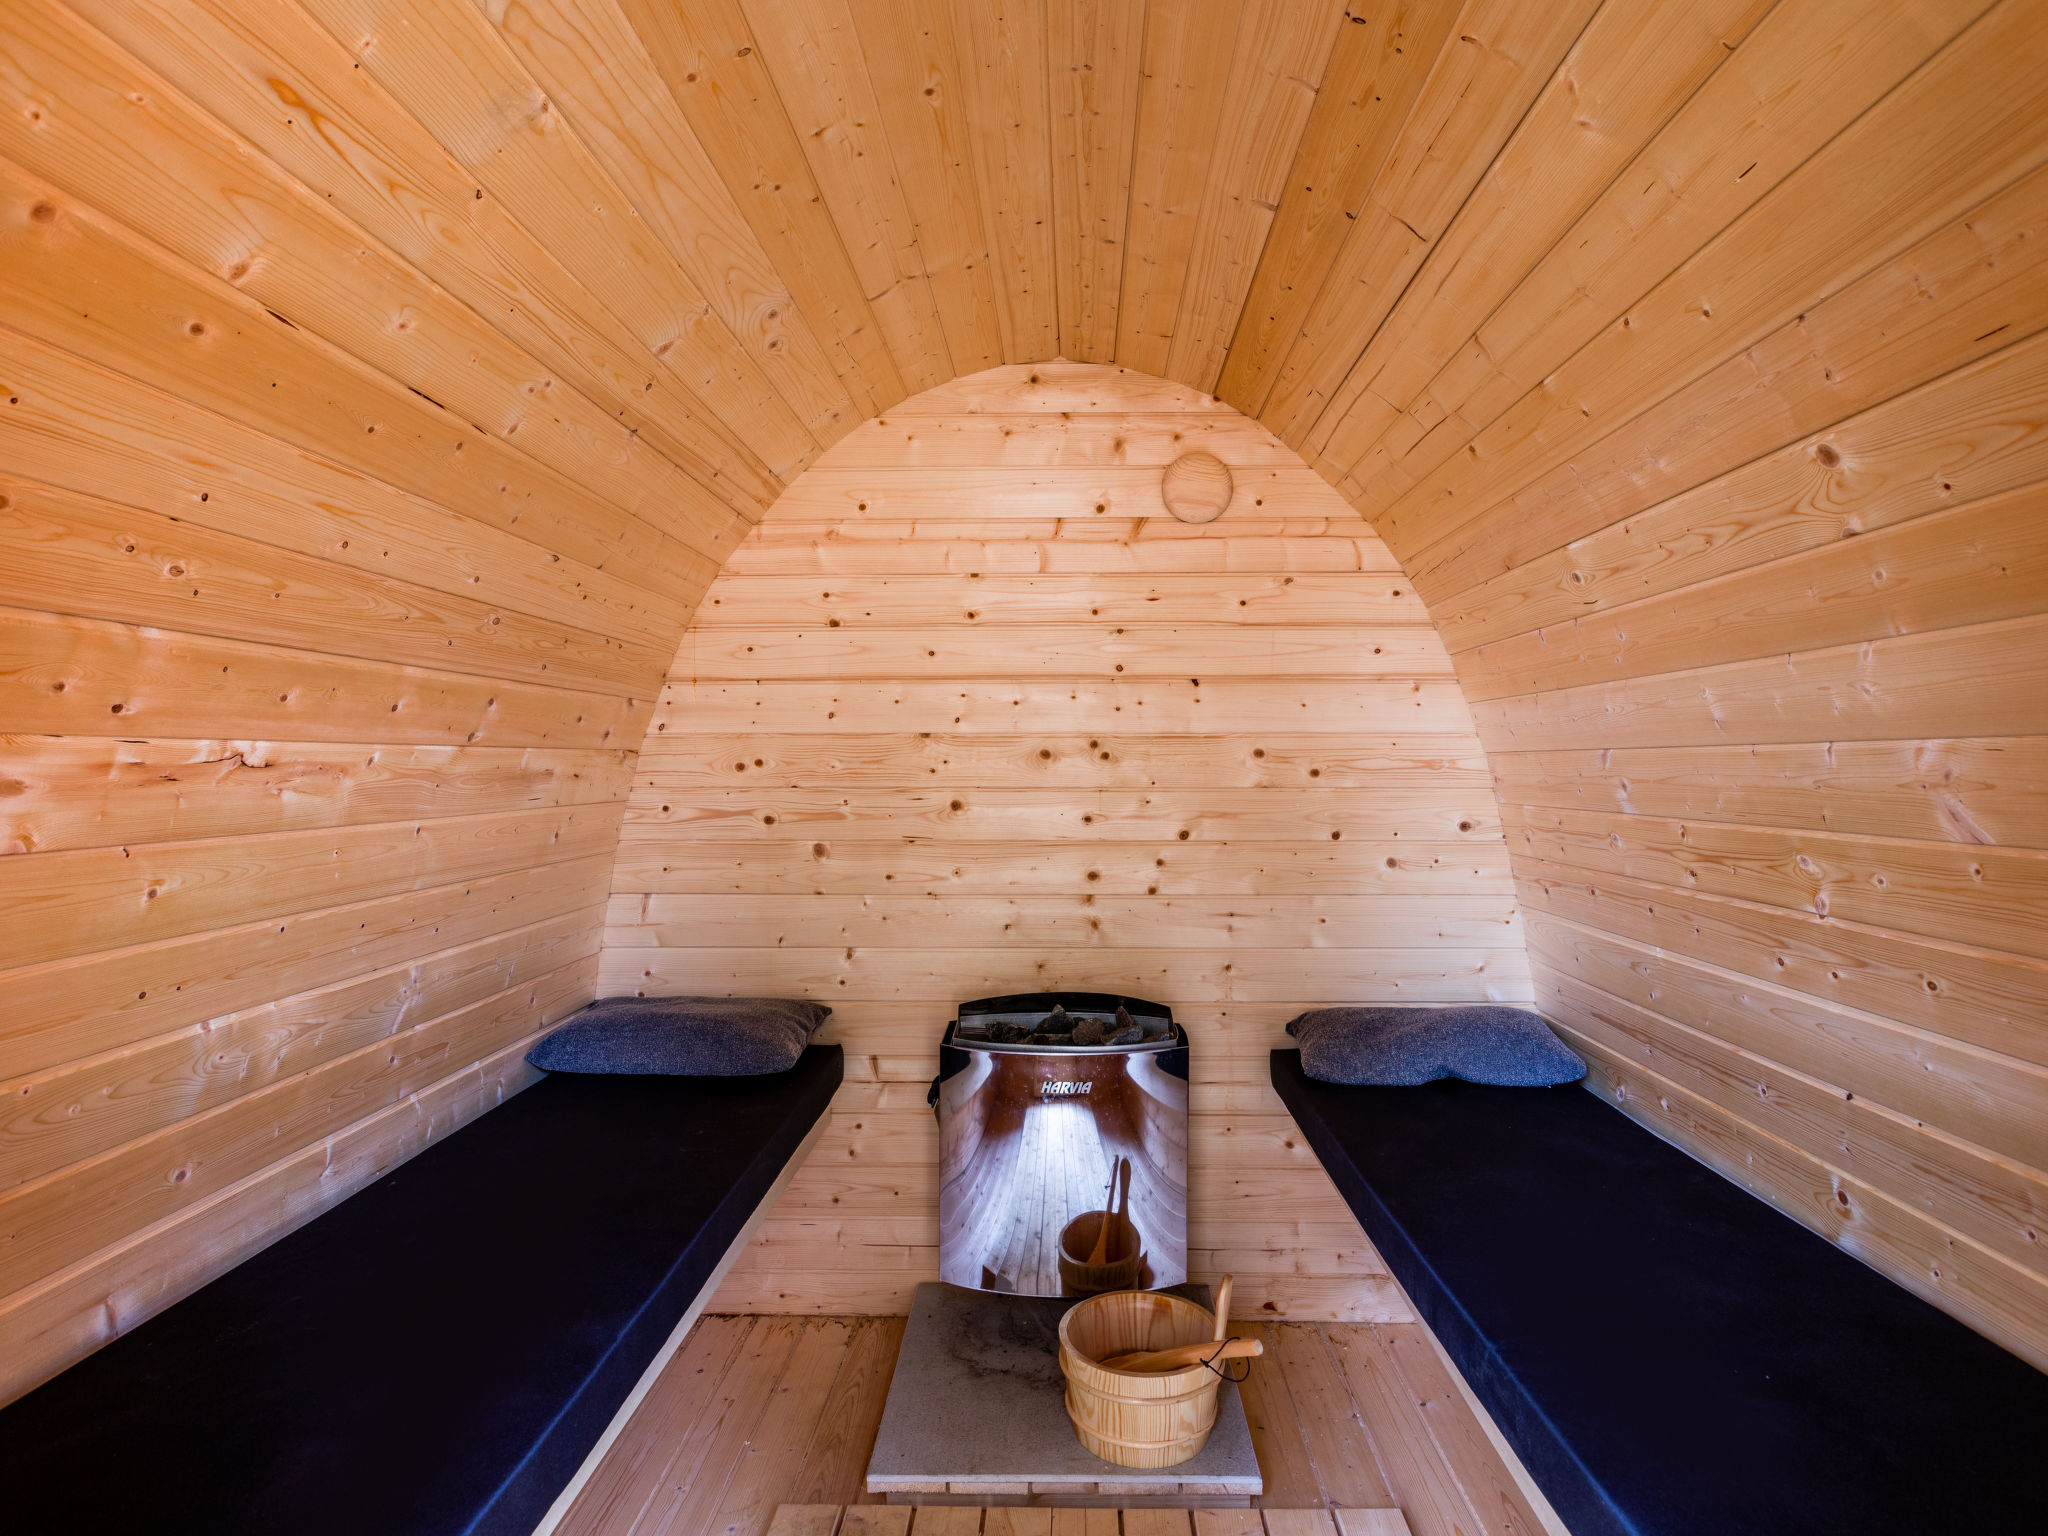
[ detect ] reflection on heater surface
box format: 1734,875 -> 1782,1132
938,1049 -> 1188,1296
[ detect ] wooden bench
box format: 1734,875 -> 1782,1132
1272,1051 -> 2048,1536
0,1049 -> 842,1536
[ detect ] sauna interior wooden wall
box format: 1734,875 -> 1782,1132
608,371 -> 1522,1317
2,0 -> 2045,1403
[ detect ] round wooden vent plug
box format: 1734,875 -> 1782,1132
1161,451 -> 1234,524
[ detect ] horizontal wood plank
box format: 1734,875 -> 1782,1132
1502,801 -> 2048,961
0,472 -> 666,694
641,734 -> 1492,788
1524,912 -> 2048,1172
0,958 -> 594,1305
0,1028 -> 547,1407
670,624 -> 1453,681
0,151 -> 713,605
1457,479 -> 2048,702
0,328 -> 685,650
1470,613 -> 2048,752
1564,1028 -> 2048,1373
1,911 -> 603,1192
694,574 -> 1431,628
1434,327 -> 2048,654
0,802 -> 622,975
652,678 -> 1479,735
0,858 -> 613,1083
606,894 -> 1522,949
1514,857 -> 2048,1064
724,525 -> 1395,576
0,738 -> 632,857
1,607 -> 647,748
599,946 -> 1532,1003
619,787 -> 1498,843
611,839 -> 1512,896
763,464 -> 1339,522
1488,738 -> 2048,849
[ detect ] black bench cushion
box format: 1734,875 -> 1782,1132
1271,1051 -> 2048,1536
0,1045 -> 842,1536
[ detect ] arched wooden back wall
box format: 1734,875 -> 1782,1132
2,0 -> 2045,1402
608,366 -> 1523,1317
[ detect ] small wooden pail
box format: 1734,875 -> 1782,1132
1058,1210 -> 1143,1294
1057,1289 -> 1223,1468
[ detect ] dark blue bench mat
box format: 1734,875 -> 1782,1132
0,1046 -> 842,1536
1270,1051 -> 2048,1536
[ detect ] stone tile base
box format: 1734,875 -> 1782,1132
867,1283 -> 1263,1505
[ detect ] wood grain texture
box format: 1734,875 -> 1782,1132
555,1318 -> 1546,1536
842,0 -> 1005,375
9,0 -> 2048,1398
953,0 -> 1059,362
1114,0 -> 1243,376
1160,0 -> 1349,395
1213,0 -> 1464,416
65,0 -> 785,502
610,0 -> 907,412
336,0 -> 848,447
1294,0 -> 1781,477
1256,0 -> 1602,450
0,0 -> 753,547
1047,0 -> 1142,363
605,367 -> 1519,1318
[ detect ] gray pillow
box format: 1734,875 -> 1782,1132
526,996 -> 830,1077
1286,1005 -> 1585,1087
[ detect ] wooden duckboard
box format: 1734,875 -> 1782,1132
770,1507 -> 1410,1536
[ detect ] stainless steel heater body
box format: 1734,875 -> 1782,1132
932,992 -> 1189,1297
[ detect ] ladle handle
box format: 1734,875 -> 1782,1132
1212,1274 -> 1233,1342
1097,1337 -> 1263,1373
1087,1158 -> 1121,1266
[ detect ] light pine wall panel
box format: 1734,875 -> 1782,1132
603,365 -> 1527,1319
7,0 -> 2048,1400
1310,5 -> 2048,1367
0,0 -> 726,1405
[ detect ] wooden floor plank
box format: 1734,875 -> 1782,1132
789,1317 -> 909,1507
706,1321 -> 858,1536
1332,1512 -> 1413,1536
1233,1323 -> 1329,1509
1270,1326 -> 1395,1508
558,1316 -> 756,1536
637,1316 -> 808,1536
842,1509 -> 913,1536
1374,1327 -> 1546,1536
767,1509 -> 845,1536
1320,1328 -> 1481,1536
569,1317 -> 1546,1536
913,1510 -> 984,1536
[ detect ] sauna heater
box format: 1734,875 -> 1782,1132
932,992 -> 1189,1297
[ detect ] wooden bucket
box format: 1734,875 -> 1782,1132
1057,1289 -> 1223,1468
1057,1210 -> 1143,1295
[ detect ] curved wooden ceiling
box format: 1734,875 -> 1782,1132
3,0 -> 2047,1395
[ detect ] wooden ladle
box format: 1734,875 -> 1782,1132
1096,1337 -> 1263,1373
1086,1157 -> 1124,1266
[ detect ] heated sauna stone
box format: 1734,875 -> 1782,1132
1272,1052 -> 2048,1536
866,1280 -> 1261,1503
0,1048 -> 843,1536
